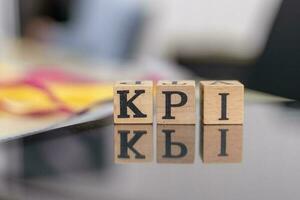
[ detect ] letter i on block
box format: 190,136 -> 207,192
114,81 -> 153,124
200,80 -> 244,124
156,80 -> 196,124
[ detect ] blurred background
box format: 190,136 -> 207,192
0,0 -> 300,199
1,0 -> 299,97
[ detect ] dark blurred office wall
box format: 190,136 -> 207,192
248,0 -> 300,100
176,0 -> 300,100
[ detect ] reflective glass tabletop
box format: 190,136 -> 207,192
0,98 -> 300,200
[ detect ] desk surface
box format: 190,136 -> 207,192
0,94 -> 300,200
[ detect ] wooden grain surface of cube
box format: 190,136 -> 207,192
200,80 -> 244,124
201,125 -> 243,163
157,125 -> 195,163
114,124 -> 153,163
114,81 -> 153,124
156,80 -> 196,124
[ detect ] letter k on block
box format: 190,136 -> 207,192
114,81 -> 153,124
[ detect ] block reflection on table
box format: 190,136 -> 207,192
157,125 -> 195,164
201,125 -> 243,163
114,124 -> 153,163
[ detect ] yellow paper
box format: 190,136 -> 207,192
0,85 -> 59,114
47,83 -> 113,112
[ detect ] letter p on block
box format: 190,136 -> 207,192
114,81 -> 153,124
156,80 -> 196,124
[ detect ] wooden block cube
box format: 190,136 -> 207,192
114,124 -> 153,163
200,80 -> 244,124
157,125 -> 195,163
156,80 -> 196,124
201,125 -> 243,163
114,81 -> 153,124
